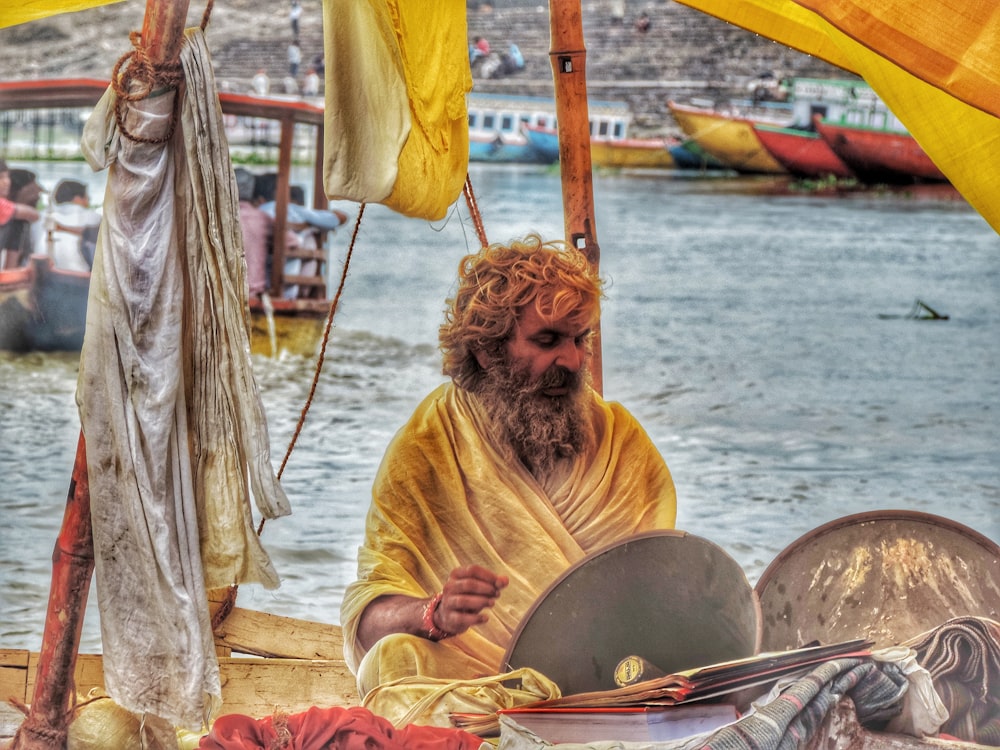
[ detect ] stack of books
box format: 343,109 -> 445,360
452,638 -> 872,740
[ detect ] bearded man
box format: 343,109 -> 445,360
340,235 -> 677,713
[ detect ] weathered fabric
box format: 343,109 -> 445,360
341,383 -> 676,700
78,28 -> 289,729
362,661 -> 561,730
199,705 -> 487,750
905,616 -> 1000,745
701,658 -> 906,750
322,0 -> 471,220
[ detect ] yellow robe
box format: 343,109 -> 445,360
340,382 -> 677,692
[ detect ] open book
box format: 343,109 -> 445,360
525,638 -> 873,709
451,639 -> 871,736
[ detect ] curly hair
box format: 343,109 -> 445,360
440,234 -> 603,390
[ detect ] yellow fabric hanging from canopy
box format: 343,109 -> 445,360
0,0 -> 124,29
674,0 -> 1000,234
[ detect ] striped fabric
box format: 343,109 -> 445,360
700,658 -> 907,750
905,616 -> 1000,746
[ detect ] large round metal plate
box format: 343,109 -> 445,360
756,510 -> 1000,651
502,530 -> 761,696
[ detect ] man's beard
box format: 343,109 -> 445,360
475,358 -> 594,476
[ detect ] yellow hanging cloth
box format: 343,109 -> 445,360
0,0 -> 124,29
674,0 -> 1000,234
322,0 -> 471,221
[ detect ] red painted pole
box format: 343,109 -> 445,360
11,436 -> 93,750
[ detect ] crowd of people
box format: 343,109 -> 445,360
468,35 -> 526,79
0,159 -> 348,306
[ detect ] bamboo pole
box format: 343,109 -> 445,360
10,2 -> 191,748
270,115 -> 295,297
10,437 -> 94,750
549,0 -> 603,394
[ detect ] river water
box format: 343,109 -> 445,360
1,163 -> 998,653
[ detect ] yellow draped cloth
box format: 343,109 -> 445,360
674,0 -> 1000,234
341,383 -> 677,704
322,0 -> 471,221
0,0 -> 122,29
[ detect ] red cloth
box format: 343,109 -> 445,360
199,705 -> 484,750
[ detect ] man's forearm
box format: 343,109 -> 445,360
356,593 -> 432,650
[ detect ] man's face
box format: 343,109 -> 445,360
504,304 -> 592,394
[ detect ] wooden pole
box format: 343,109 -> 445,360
270,116 -> 295,297
549,0 -> 603,394
11,2 -> 191,748
11,437 -> 94,750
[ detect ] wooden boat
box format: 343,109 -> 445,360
523,124 -> 675,170
466,92 -> 558,164
667,100 -> 792,175
4,0 -> 998,748
814,116 -> 948,184
0,255 -> 90,352
467,92 -> 654,167
668,138 -> 729,170
0,77 -> 334,358
752,123 -> 855,179
669,78 -> 896,178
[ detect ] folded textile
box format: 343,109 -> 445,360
904,616 -> 1000,745
700,657 -> 907,750
199,705 -> 487,750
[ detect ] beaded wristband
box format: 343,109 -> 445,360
422,592 -> 452,641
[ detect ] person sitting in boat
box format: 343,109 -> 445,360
253,172 -> 349,299
0,162 -> 42,269
235,167 -> 273,297
31,178 -> 102,272
341,234 -> 677,722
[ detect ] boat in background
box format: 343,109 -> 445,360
667,138 -> 729,171
0,78 -> 337,357
814,116 -> 948,184
668,99 -> 793,174
467,92 -> 559,164
670,78 -> 893,177
0,255 -> 89,351
522,123 -> 675,169
752,123 -> 854,179
471,92 -> 675,169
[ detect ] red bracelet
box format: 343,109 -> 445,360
422,592 -> 452,641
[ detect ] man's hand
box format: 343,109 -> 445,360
434,565 -> 509,636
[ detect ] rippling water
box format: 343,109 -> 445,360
2,164 -> 998,653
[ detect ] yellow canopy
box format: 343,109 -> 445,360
674,0 -> 1000,234
0,0 -> 124,29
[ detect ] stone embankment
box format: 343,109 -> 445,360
0,0 -> 852,137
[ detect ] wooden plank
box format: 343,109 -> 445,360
0,649 -> 29,704
218,658 -> 359,717
7,650 -> 357,721
211,607 -> 344,660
